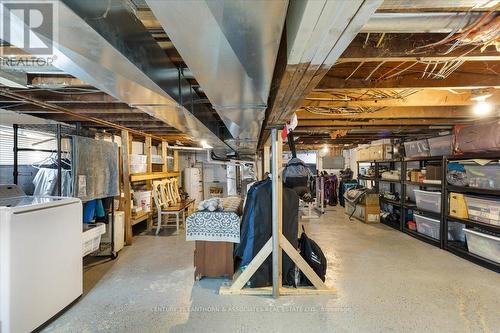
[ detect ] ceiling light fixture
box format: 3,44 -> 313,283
473,101 -> 493,116
200,139 -> 213,149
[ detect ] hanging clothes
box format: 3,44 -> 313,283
324,175 -> 338,206
33,168 -> 73,196
234,177 -> 299,287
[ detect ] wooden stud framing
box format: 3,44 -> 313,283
173,150 -> 179,172
161,141 -> 168,172
145,136 -> 153,231
121,130 -> 133,245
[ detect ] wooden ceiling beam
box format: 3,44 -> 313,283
297,105 -> 497,119
338,34 -> 500,63
29,75 -> 91,87
302,90 -> 500,107
317,68 -> 500,90
298,118 -> 468,126
0,88 -> 163,140
9,108 -> 141,114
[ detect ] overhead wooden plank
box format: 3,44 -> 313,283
296,106 -> 492,119
338,34 -> 500,63
297,119 -> 469,127
302,90 -> 500,108
317,69 -> 500,90
130,171 -> 180,182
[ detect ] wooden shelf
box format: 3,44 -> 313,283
131,211 -> 151,226
130,171 -> 180,182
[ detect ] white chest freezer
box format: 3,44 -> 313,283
0,194 -> 83,333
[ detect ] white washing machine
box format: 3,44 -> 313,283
0,186 -> 83,333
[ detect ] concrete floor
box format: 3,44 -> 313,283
44,208 -> 500,333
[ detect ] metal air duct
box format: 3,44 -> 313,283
146,0 -> 289,154
361,12 -> 484,33
1,0 -> 231,153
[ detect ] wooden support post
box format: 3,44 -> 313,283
271,128 -> 282,298
173,150 -> 179,172
161,140 -> 168,172
121,130 -> 133,245
145,136 -> 153,231
263,145 -> 270,177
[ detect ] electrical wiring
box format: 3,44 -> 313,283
364,61 -> 386,81
407,11 -> 497,54
304,106 -> 385,116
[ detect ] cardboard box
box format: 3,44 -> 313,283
450,192 -> 468,219
369,144 -> 394,160
410,170 -> 422,182
426,165 -> 442,181
369,145 -> 382,160
357,148 -> 370,161
345,202 -> 380,223
363,193 -> 380,206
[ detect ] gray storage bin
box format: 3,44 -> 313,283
464,195 -> 500,226
414,189 -> 441,213
414,214 -> 440,240
404,140 -> 430,158
428,135 -> 453,156
464,229 -> 500,264
463,163 -> 500,190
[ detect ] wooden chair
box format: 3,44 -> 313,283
152,179 -> 195,235
152,180 -> 183,234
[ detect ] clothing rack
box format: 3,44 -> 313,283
12,123 -> 118,259
13,124 -> 71,196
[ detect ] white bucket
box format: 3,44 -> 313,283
133,191 -> 151,212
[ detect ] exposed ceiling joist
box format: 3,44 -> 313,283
265,0 -> 383,127
0,89 -> 164,140
378,0 -> 499,11
302,90 -> 500,107
9,108 -> 141,114
297,118 -> 471,127
317,69 -> 500,89
297,105 -> 495,119
338,34 -> 500,63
